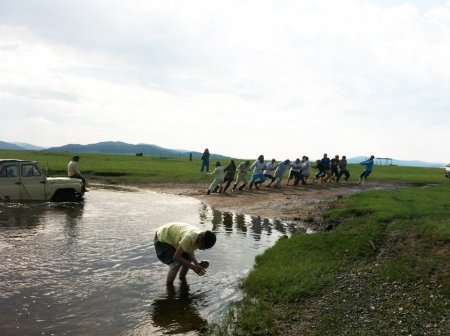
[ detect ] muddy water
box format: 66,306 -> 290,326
0,187 -> 301,335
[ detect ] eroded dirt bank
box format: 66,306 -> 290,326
143,181 -> 399,230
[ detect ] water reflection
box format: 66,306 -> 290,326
198,206 -> 304,240
235,214 -> 247,233
151,282 -> 207,335
0,202 -> 84,228
0,188 -> 305,336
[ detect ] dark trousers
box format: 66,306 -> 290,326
70,173 -> 87,191
337,170 -> 350,182
360,170 -> 372,180
201,160 -> 209,172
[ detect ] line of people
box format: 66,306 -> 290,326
204,154 -> 375,195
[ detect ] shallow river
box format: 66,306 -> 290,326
0,187 -> 301,335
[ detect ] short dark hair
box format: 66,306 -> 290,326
202,230 -> 216,249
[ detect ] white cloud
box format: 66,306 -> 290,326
0,0 -> 449,162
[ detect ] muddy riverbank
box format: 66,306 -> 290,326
139,181 -> 400,231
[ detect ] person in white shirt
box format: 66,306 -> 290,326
206,161 -> 224,195
263,159 -> 278,187
273,159 -> 291,188
67,155 -> 87,192
287,158 -> 302,186
249,155 -> 267,190
299,156 -> 311,185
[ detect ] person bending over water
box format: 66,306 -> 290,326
154,222 -> 216,285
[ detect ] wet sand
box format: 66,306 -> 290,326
143,181 -> 399,230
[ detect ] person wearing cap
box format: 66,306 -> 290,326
154,222 -> 217,284
206,161 -> 224,195
67,155 -> 87,192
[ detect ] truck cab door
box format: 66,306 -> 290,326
0,164 -> 22,201
19,163 -> 47,200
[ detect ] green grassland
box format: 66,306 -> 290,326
2,150 -> 449,334
0,150 -> 213,184
0,149 -> 447,185
206,181 -> 450,334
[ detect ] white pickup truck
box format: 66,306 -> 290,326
446,164 -> 450,179
0,159 -> 84,202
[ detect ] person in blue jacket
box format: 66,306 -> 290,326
200,148 -> 210,172
358,155 -> 375,183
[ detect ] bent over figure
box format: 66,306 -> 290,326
154,222 -> 216,285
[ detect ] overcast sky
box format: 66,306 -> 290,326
1,0 -> 449,162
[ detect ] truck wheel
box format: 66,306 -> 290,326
52,189 -> 77,202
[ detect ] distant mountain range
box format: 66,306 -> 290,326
12,142 -> 46,150
0,140 -> 447,167
0,140 -> 227,159
346,156 -> 447,168
0,141 -> 23,150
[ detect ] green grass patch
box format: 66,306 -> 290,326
208,184 -> 450,335
0,149 -> 227,184
1,149 -> 448,185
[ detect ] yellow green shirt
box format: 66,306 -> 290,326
157,222 -> 200,253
